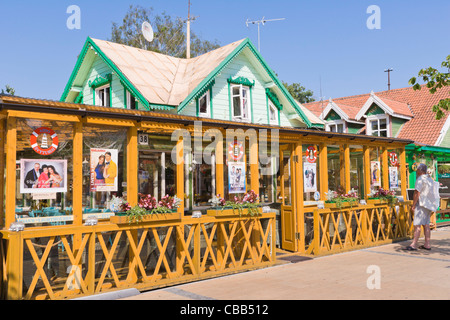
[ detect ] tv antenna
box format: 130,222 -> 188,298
185,0 -> 199,58
246,17 -> 286,52
384,68 -> 393,91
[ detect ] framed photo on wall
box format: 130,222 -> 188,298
20,159 -> 67,194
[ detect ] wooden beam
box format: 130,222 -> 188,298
5,116 -> 16,229
7,110 -> 80,123
85,117 -> 135,127
215,138 -> 224,198
294,142 -> 305,253
0,119 -> 4,226
382,147 -> 389,190
250,136 -> 259,194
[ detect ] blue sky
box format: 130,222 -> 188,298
0,0 -> 449,102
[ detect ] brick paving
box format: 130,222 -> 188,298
122,227 -> 450,300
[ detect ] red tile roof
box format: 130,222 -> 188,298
303,85 -> 450,145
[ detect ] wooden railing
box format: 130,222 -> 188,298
305,201 -> 414,256
0,212 -> 276,300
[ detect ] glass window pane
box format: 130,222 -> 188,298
199,95 -> 208,114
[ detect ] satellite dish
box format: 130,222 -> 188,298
142,21 -> 154,43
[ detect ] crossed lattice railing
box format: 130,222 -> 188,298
0,213 -> 275,300
306,201 -> 414,256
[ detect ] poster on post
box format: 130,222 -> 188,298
389,166 -> 398,189
228,162 -> 246,194
90,148 -> 118,192
303,162 -> 317,193
20,159 -> 67,194
371,161 -> 381,187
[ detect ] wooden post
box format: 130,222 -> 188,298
250,135 -> 259,194
72,121 -> 83,227
400,147 -> 407,200
216,137 -> 224,198
319,143 -> 328,200
295,142 -> 305,252
5,116 -> 16,230
5,232 -> 23,300
382,147 -> 389,190
127,125 -> 138,207
344,144 -> 351,192
363,146 -> 371,199
0,119 -> 5,226
176,138 -> 185,215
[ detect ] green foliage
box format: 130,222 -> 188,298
1,84 -> 15,96
126,205 -> 148,224
282,81 -> 315,104
409,54 -> 450,120
110,5 -> 221,58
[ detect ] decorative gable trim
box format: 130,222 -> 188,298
89,73 -> 112,89
356,92 -> 412,121
266,89 -> 283,111
228,76 -> 255,87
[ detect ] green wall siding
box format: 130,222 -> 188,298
391,117 -> 407,138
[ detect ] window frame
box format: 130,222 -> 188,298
231,84 -> 251,122
367,114 -> 390,137
198,90 -> 211,118
268,100 -> 279,125
326,120 -> 346,133
95,84 -> 111,107
126,91 -> 137,110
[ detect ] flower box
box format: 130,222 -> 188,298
207,207 -> 262,217
324,201 -> 358,209
110,210 -> 181,224
367,198 -> 397,206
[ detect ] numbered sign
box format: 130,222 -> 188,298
138,133 -> 149,145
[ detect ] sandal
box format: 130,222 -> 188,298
403,246 -> 417,251
419,245 -> 431,250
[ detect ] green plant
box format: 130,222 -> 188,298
370,188 -> 397,206
220,190 -> 261,217
127,205 -> 148,224
325,190 -> 359,210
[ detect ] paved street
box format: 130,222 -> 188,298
122,226 -> 450,300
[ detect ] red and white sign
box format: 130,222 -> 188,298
228,141 -> 244,162
30,127 -> 59,156
306,146 -> 317,163
389,152 -> 398,166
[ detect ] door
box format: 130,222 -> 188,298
280,144 -> 297,251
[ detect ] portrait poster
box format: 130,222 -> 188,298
371,161 -> 381,187
228,162 -> 246,194
90,148 -> 118,192
20,159 -> 67,194
303,162 -> 317,193
389,166 -> 398,189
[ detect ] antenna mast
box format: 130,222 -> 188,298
246,17 -> 286,52
186,0 -> 199,58
384,68 -> 393,91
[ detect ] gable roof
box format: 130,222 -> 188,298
61,37 -> 318,128
303,85 -> 450,145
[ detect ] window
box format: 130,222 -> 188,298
231,84 -> 250,122
367,115 -> 389,137
268,100 -> 278,125
95,85 -> 110,107
326,120 -> 346,133
198,91 -> 210,118
126,91 -> 137,110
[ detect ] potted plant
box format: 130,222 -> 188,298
368,188 -> 397,206
324,188 -> 359,210
207,190 -> 262,217
110,194 -> 182,224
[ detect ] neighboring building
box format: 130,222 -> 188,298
61,37 -> 324,129
304,85 -> 450,197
